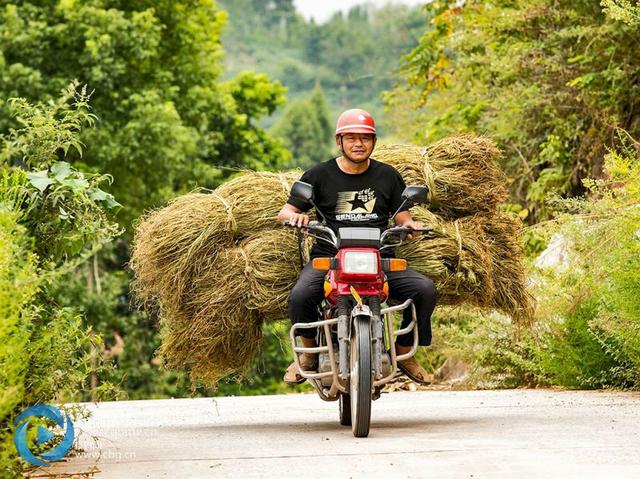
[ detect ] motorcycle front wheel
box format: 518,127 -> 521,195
350,315 -> 372,437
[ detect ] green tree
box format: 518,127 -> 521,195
302,20 -> 325,65
273,84 -> 334,168
309,83 -> 333,143
255,0 -> 296,29
0,0 -> 288,228
387,0 -> 640,221
0,0 -> 294,404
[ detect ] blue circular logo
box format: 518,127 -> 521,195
14,404 -> 75,466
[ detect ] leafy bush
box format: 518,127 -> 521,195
0,208 -> 39,476
21,161 -> 120,261
0,87 -> 121,476
0,206 -> 101,476
2,85 -> 121,263
439,144 -> 640,389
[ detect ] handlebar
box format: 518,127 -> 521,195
284,221 -> 431,250
284,220 -> 338,248
382,226 -> 432,235
379,226 -> 432,247
283,219 -> 324,231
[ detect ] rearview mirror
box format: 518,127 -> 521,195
290,181 -> 314,203
390,185 -> 429,222
290,180 -> 326,223
401,185 -> 429,206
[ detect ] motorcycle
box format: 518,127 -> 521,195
285,180 -> 430,437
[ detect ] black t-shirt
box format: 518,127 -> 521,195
287,157 -> 408,258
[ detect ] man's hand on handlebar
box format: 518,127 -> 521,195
400,219 -> 424,240
283,218 -> 338,248
284,213 -> 310,228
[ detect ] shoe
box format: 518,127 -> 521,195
283,353 -> 318,385
397,357 -> 433,385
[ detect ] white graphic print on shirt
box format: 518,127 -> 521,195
335,188 -> 379,221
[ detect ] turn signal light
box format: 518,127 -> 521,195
312,258 -> 331,270
387,259 -> 407,272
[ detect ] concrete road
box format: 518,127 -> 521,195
42,389 -> 640,478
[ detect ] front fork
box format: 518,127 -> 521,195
337,296 -> 350,381
337,301 -> 379,380
337,296 -> 385,381
372,309 -> 384,380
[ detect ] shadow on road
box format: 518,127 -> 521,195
176,415 -> 489,435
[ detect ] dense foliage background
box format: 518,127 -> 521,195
219,0 -> 427,166
386,0 -> 640,221
382,0 -> 640,389
1,0 -> 639,475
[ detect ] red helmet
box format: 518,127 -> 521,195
335,109 -> 377,136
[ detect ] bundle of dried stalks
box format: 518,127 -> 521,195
375,135 -> 508,218
482,213 -> 536,325
396,208 -> 496,308
158,303 -> 263,387
153,246 -> 261,386
130,192 -> 235,308
242,229 -> 303,322
216,171 -> 302,234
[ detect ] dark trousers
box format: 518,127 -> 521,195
288,263 -> 437,347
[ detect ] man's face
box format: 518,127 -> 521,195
337,133 -> 375,163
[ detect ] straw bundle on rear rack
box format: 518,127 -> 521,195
130,135 -> 534,387
374,136 -> 508,218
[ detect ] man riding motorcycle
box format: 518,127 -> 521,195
277,109 -> 438,385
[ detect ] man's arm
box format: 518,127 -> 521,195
277,203 -> 310,227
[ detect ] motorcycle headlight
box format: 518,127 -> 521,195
343,251 -> 378,274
